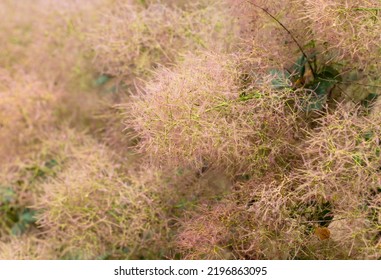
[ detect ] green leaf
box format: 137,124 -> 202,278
293,55 -> 306,77
11,223 -> 26,236
269,69 -> 291,89
20,209 -> 37,224
304,98 -> 324,111
304,80 -> 333,111
11,209 -> 37,236
303,65 -> 340,112
317,201 -> 334,227
94,74 -> 111,86
314,80 -> 334,96
317,65 -> 341,82
0,186 -> 16,204
352,154 -> 366,166
375,147 -> 380,157
363,131 -> 374,142
45,159 -> 58,169
361,93 -> 379,108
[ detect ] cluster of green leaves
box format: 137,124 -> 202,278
0,185 -> 36,236
291,198 -> 334,232
25,159 -> 59,180
0,159 -> 60,237
270,52 -> 379,113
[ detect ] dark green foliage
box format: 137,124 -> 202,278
11,209 -> 37,236
94,74 -> 112,87
293,54 -> 307,78
0,186 -> 16,204
0,186 -> 37,236
269,53 -> 345,112
361,93 -> 379,109
25,159 -> 60,180
0,159 -> 59,237
269,69 -> 291,89
292,199 -> 334,233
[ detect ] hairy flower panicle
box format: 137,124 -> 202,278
125,51 -> 300,177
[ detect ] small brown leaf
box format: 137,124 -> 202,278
315,227 -> 330,240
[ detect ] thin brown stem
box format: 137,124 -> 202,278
247,1 -> 317,79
